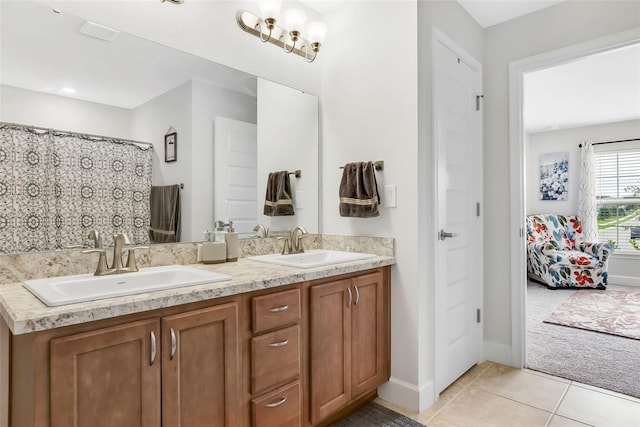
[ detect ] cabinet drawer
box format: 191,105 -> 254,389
252,288 -> 301,333
251,325 -> 300,395
252,381 -> 301,427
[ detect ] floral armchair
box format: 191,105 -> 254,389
526,214 -> 613,289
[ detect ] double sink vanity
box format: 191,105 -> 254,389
0,238 -> 394,427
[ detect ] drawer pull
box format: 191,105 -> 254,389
150,331 -> 156,366
268,339 -> 289,348
269,305 -> 289,313
170,328 -> 177,360
265,397 -> 287,408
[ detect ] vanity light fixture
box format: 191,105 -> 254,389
236,1 -> 327,63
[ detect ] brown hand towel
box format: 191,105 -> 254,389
339,161 -> 380,218
149,184 -> 181,243
264,171 -> 295,216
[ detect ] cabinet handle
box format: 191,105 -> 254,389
347,287 -> 352,308
150,331 -> 156,366
265,397 -> 287,408
268,339 -> 289,348
269,305 -> 289,313
354,285 -> 360,306
170,328 -> 177,360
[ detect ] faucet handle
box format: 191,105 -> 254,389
277,237 -> 292,255
81,249 -> 110,276
124,246 -> 150,271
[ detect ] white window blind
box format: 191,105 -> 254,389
594,140 -> 640,251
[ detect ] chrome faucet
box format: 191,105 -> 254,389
290,226 -> 309,254
82,233 -> 149,276
253,224 -> 269,238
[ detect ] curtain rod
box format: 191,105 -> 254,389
579,138 -> 640,148
0,121 -> 154,149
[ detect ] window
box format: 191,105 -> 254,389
595,140 -> 640,251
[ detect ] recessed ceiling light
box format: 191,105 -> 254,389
62,87 -> 77,94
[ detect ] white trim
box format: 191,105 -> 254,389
609,275 -> 640,287
432,26 -> 484,392
509,27 -> 640,368
483,341 -> 513,366
378,377 -> 435,413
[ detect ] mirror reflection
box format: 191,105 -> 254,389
0,1 -> 319,254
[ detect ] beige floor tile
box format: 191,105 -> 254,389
547,415 -> 593,427
556,385 -> 640,427
571,381 -> 640,404
427,387 -> 551,427
524,368 -> 571,384
471,364 -> 569,412
374,397 -> 419,419
416,381 -> 468,422
453,360 -> 494,387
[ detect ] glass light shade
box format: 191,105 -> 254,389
306,21 -> 327,44
259,0 -> 282,20
241,11 -> 259,29
284,8 -> 307,33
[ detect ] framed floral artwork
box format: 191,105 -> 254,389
539,152 -> 568,200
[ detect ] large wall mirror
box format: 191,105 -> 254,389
0,0 -> 319,254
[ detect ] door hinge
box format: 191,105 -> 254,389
520,228 -> 524,238
476,202 -> 480,217
476,95 -> 484,111
477,308 -> 481,323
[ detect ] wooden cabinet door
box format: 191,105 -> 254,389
161,302 -> 240,427
50,319 -> 161,427
309,278 -> 351,424
350,271 -> 386,397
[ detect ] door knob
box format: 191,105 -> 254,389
439,229 -> 458,240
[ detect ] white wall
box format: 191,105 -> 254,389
191,80 -> 257,240
0,85 -> 132,139
321,0 -> 483,412
257,79 -> 319,234
131,81 -> 194,240
484,1 -> 640,363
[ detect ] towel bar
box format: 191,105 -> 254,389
339,160 -> 384,171
288,170 -> 302,178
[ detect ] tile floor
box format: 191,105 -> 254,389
377,361 -> 640,427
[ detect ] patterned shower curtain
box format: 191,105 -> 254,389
0,123 -> 152,253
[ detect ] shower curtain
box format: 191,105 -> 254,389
0,123 -> 153,253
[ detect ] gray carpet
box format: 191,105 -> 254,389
526,280 -> 640,398
330,402 -> 425,426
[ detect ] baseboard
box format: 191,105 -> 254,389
378,377 -> 435,413
609,275 -> 640,287
483,340 -> 513,366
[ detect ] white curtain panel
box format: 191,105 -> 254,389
578,141 -> 598,242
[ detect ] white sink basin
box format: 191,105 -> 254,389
23,265 -> 232,307
247,250 -> 377,269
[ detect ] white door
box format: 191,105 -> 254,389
434,34 -> 483,393
214,117 -> 258,238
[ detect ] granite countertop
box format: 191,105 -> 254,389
0,255 -> 394,335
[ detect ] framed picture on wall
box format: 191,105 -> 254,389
164,131 -> 177,163
539,151 -> 568,200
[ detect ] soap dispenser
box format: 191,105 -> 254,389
225,221 -> 239,262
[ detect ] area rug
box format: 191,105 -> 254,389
544,290 -> 640,340
330,402 -> 425,427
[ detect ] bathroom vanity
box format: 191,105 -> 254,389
0,255 -> 393,427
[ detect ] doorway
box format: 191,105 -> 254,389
509,29 -> 640,380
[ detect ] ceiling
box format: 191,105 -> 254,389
524,43 -> 640,133
456,0 -> 566,28
0,1 -> 256,110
